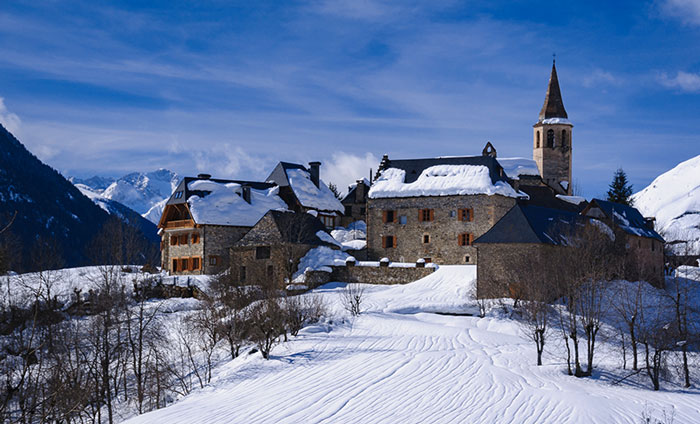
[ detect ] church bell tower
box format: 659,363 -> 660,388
533,60 -> 573,195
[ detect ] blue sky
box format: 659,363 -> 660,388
0,0 -> 699,197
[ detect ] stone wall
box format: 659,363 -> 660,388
533,122 -> 572,195
624,234 -> 665,288
230,243 -> 315,289
367,194 -> 516,264
302,262 -> 435,288
475,243 -> 555,299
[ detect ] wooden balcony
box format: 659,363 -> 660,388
164,219 -> 195,229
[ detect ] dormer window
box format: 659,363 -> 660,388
561,129 -> 568,147
174,191 -> 183,199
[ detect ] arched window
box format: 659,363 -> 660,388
547,129 -> 554,148
536,131 -> 540,148
561,129 -> 567,147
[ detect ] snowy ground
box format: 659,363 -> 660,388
124,266 -> 700,424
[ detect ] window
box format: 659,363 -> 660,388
464,255 -> 470,263
382,235 -> 396,248
192,257 -> 201,270
172,259 -> 178,271
423,234 -> 430,244
209,256 -> 218,266
344,205 -> 353,216
449,210 -> 456,218
547,129 -> 554,148
180,258 -> 189,271
191,233 -> 200,244
536,131 -> 540,148
256,246 -> 271,259
383,210 -> 396,223
240,266 -> 246,282
179,234 -> 188,245
174,191 -> 183,199
458,208 -> 474,222
267,265 -> 274,279
399,215 -> 407,225
419,209 -> 434,222
424,258 -> 432,263
561,129 -> 568,147
458,233 -> 474,246
321,215 -> 335,227
360,207 -> 366,215
170,235 -> 178,246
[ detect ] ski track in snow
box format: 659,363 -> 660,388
124,266 -> 700,424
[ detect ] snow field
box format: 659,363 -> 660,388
124,266 -> 700,424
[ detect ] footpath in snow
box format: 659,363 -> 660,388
125,266 -> 700,424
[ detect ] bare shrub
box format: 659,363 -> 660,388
248,298 -> 285,359
284,294 -> 327,337
341,283 -> 366,316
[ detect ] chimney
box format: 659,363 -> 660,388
308,161 -> 321,188
355,179 -> 366,201
197,173 -> 211,180
241,186 -> 251,204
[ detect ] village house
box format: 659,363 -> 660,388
340,178 -> 370,227
158,175 -> 288,275
581,199 -> 665,287
266,161 -> 344,228
229,210 -> 339,288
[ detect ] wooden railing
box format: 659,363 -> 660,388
164,219 -> 195,228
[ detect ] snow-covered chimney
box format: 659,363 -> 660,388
242,186 -> 251,204
309,161 -> 321,188
197,173 -> 211,180
355,179 -> 366,200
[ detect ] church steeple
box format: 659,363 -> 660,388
538,60 -> 568,121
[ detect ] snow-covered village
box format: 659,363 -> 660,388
1,2 -> 700,423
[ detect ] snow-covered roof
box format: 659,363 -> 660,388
496,158 -> 540,180
285,168 -> 344,213
585,199 -> 664,242
369,165 -> 520,199
186,180 -> 288,227
540,117 -> 572,125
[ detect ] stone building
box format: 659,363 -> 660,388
230,210 -> 339,287
340,178 -> 370,227
158,175 -> 287,275
366,155 -> 522,264
266,161 -> 344,228
581,199 -> 665,287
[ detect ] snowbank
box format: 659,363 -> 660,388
331,220 -> 367,251
293,246 -> 350,281
187,180 -> 288,227
369,165 -> 520,199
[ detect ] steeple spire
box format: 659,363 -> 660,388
538,60 -> 568,121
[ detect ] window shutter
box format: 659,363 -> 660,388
383,211 -> 388,223
418,210 -> 423,222
469,208 -> 474,222
393,236 -> 397,248
382,236 -> 386,248
429,209 -> 434,221
393,211 -> 397,223
458,209 -> 463,221
469,233 -> 474,245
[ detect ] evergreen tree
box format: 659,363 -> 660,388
328,182 -> 342,200
606,168 -> 633,205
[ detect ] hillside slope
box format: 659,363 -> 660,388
125,266 -> 700,424
632,155 -> 700,255
0,124 -> 157,270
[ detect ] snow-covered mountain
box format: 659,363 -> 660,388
74,169 -> 180,224
632,155 -> 700,255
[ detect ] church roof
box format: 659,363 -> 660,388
539,61 -> 568,121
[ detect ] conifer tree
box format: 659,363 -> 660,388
328,182 -> 342,200
606,168 -> 633,205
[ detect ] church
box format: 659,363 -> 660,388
365,61 -> 665,287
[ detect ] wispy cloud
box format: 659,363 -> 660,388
658,0 -> 700,25
0,97 -> 21,137
659,71 -> 700,92
582,69 -> 618,88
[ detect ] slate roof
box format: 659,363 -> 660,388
517,185 -> 587,213
539,61 -> 568,121
234,210 -> 335,248
474,205 -> 585,246
378,155 -> 509,185
266,162 -> 344,213
585,199 -> 664,242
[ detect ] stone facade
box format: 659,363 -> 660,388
367,194 -> 516,264
162,224 -> 249,275
230,243 -> 316,288
340,180 -> 369,227
533,122 -> 573,195
623,233 -> 665,288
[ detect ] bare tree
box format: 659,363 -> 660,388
613,282 -> 645,371
248,298 -> 285,360
341,283 -> 366,316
